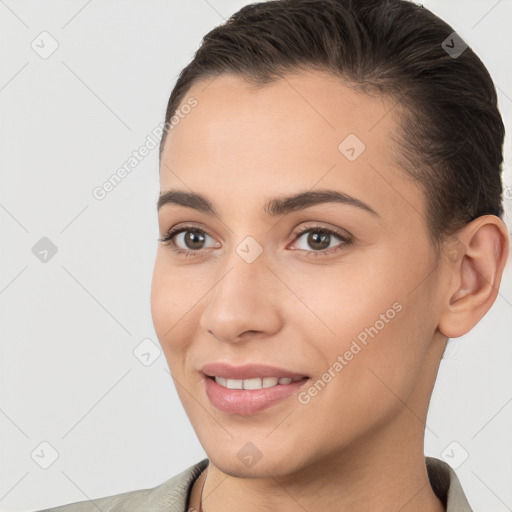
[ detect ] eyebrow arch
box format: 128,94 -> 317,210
157,188 -> 379,218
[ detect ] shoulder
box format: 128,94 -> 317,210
35,458 -> 209,512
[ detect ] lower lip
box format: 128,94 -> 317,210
204,376 -> 309,415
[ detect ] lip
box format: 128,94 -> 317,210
203,376 -> 310,415
200,362 -> 309,380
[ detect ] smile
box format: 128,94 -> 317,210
213,376 -> 306,390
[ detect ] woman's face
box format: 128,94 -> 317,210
151,70 -> 449,477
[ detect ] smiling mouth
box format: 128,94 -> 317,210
203,373 -> 311,415
209,375 -> 308,390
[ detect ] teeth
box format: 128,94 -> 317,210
244,378 -> 265,390
226,378 -> 243,389
262,377 -> 278,388
215,377 -> 227,387
213,376 -> 304,390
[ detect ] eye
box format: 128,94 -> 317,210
158,224 -> 220,257
289,224 -> 353,257
158,223 -> 353,259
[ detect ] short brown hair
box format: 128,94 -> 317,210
159,0 -> 505,246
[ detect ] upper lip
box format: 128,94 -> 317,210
201,363 -> 309,380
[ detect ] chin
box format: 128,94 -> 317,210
202,437 -> 308,479
209,454 -> 297,479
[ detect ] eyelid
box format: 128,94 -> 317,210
158,223 -> 220,247
287,223 -> 353,254
289,222 -> 352,243
159,221 -> 217,241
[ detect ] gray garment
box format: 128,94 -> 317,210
37,456 -> 472,511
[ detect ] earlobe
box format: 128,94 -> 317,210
438,215 -> 510,339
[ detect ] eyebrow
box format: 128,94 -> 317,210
157,188 -> 379,218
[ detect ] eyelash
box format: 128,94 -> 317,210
158,223 -> 353,259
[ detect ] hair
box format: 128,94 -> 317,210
159,0 -> 505,250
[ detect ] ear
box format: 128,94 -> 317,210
438,215 -> 510,339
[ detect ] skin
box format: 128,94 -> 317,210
151,70 -> 509,512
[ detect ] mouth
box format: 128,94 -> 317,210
200,362 -> 311,415
209,375 -> 307,390
201,362 -> 309,380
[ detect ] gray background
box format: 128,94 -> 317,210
1,0 -> 511,510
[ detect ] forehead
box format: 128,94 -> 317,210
160,70 -> 425,229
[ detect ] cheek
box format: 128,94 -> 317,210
343,300 -> 434,415
280,257 -> 396,346
292,302 -> 432,453
291,252 -> 434,397
150,254 -> 196,361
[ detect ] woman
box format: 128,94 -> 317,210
39,0 -> 509,510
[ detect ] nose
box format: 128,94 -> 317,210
198,246 -> 284,344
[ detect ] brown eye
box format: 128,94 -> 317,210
290,224 -> 353,257
182,229 -> 207,250
159,226 -> 220,257
305,230 -> 331,251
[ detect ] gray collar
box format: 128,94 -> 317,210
426,456 -> 473,511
